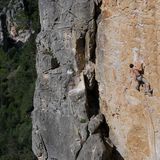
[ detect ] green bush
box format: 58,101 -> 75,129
0,0 -> 10,11
80,118 -> 87,123
15,11 -> 29,30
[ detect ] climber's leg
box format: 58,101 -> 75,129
141,77 -> 148,93
142,78 -> 153,96
136,75 -> 142,91
135,82 -> 141,91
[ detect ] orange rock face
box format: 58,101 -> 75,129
96,0 -> 160,159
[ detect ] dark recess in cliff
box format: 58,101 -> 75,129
84,1 -> 124,159
90,1 -> 102,63
0,13 -> 12,50
76,37 -> 86,73
84,1 -> 102,118
85,78 -> 100,118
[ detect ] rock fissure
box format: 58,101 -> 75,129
75,36 -> 86,73
75,1 -> 116,159
39,133 -> 48,160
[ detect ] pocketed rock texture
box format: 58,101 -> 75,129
96,0 -> 160,160
32,0 -> 113,160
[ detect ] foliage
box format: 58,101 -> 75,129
0,0 -> 40,159
0,35 -> 37,160
0,0 -> 10,11
80,118 -> 87,123
23,0 -> 40,33
15,11 -> 29,30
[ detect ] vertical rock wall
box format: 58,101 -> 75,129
96,0 -> 160,160
32,0 -> 112,160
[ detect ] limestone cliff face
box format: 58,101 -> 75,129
96,0 -> 160,160
33,0 -> 160,160
32,0 -> 112,160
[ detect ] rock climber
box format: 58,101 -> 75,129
129,62 -> 153,96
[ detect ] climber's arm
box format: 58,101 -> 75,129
135,61 -> 145,72
130,68 -> 136,80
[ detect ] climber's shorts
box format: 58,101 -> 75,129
136,75 -> 147,84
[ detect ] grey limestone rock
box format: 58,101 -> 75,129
77,133 -> 111,160
32,0 -> 112,159
88,113 -> 104,135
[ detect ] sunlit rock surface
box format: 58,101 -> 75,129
96,0 -> 160,159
